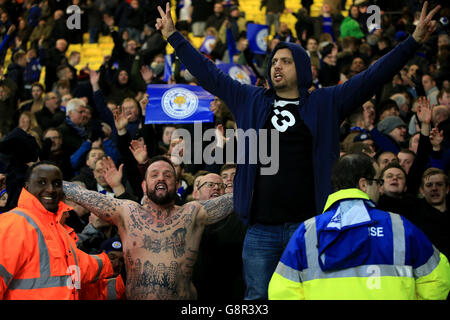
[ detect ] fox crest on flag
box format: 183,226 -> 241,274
199,35 -> 217,54
145,84 -> 214,124
247,23 -> 268,55
216,63 -> 257,85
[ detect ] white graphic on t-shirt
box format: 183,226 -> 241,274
271,109 -> 296,132
273,100 -> 299,108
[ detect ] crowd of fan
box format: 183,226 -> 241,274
0,0 -> 449,299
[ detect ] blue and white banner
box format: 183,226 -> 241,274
199,35 -> 217,54
145,84 -> 214,124
163,54 -> 186,82
247,23 -> 268,55
163,54 -> 174,82
216,63 -> 257,85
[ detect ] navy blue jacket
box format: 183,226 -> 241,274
168,32 -> 421,225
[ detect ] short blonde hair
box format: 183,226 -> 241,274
421,168 -> 448,187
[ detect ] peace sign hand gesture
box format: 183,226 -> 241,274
412,1 -> 441,44
155,2 -> 176,40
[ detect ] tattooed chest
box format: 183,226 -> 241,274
126,206 -> 197,257
126,206 -> 193,234
126,223 -> 196,260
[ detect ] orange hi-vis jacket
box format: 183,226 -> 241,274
62,220 -> 125,300
79,274 -> 126,300
0,188 -> 115,300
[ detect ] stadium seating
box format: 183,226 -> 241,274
3,0 -> 354,76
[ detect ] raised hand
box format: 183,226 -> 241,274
7,24 -> 15,36
101,122 -> 112,139
89,69 -> 100,90
129,140 -> 148,164
113,108 -> 128,133
101,156 -> 124,190
155,2 -> 176,39
412,1 -> 440,44
15,36 -> 22,48
416,96 -> 432,125
429,125 -> 444,150
139,93 -> 149,116
140,65 -> 153,84
171,139 -> 184,158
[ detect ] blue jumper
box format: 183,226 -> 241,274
167,32 -> 421,225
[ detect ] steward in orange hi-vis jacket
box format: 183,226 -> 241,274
0,161 -> 120,300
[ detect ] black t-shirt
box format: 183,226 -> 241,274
251,97 -> 316,225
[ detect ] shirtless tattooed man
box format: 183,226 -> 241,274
63,156 -> 234,300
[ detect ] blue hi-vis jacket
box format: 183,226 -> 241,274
268,189 -> 450,300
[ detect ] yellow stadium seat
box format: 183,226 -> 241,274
88,63 -> 101,71
99,42 -> 114,50
99,35 -> 113,44
82,43 -> 99,50
85,46 -> 102,54
39,66 -> 45,84
191,37 -> 204,49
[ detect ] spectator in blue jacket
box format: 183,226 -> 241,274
26,0 -> 42,28
23,45 -> 45,99
156,1 -> 441,299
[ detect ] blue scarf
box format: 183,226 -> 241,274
65,116 -> 87,138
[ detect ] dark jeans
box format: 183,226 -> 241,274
242,223 -> 301,300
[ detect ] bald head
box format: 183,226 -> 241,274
56,39 -> 68,52
194,173 -> 225,201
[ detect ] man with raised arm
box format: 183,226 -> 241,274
63,155 -> 233,300
155,2 -> 441,299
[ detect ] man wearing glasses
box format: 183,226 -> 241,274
192,170 -> 247,300
269,153 -> 450,300
193,173 -> 226,201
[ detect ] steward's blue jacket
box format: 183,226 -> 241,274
268,189 -> 450,300
167,32 -> 421,224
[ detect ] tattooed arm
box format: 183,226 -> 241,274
196,193 -> 234,225
63,181 -> 129,227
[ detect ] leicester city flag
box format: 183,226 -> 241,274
216,63 -> 257,85
145,84 -> 214,124
199,35 -> 216,54
247,23 -> 268,55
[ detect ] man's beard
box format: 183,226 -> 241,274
147,188 -> 177,205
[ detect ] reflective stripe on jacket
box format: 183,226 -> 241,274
0,188 -> 115,300
268,189 -> 450,300
79,274 -> 126,300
